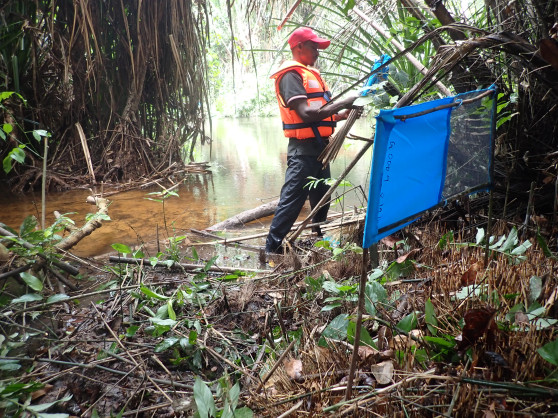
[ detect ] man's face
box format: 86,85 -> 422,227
297,41 -> 319,66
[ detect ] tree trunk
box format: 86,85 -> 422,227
207,199 -> 279,230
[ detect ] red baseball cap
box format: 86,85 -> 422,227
288,27 -> 331,50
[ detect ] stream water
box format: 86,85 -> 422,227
0,116 -> 374,258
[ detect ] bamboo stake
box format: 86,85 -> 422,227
345,247 -> 369,400
75,122 -> 96,184
353,7 -> 451,96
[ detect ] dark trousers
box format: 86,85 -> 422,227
265,155 -> 331,253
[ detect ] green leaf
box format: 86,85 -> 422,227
364,280 -> 387,316
194,377 -> 216,418
500,227 -> 518,252
26,395 -> 72,413
46,294 -> 70,304
423,336 -> 455,349
155,337 -> 179,352
9,147 -> 26,164
510,240 -> 531,256
536,232 -> 555,258
424,298 -> 438,335
167,300 -> 176,320
528,276 -> 543,304
538,338 -> 558,366
396,312 -> 418,333
20,215 -> 38,236
321,313 -> 350,341
111,243 -> 132,254
189,330 -> 198,345
321,303 -> 341,312
475,228 -> 485,245
231,407 -> 253,418
2,123 -> 13,134
20,271 -> 43,292
346,321 -> 378,349
438,230 -> 454,250
322,281 -> 341,294
125,325 -> 139,337
140,285 -> 169,300
12,293 -> 43,304
149,318 -> 177,327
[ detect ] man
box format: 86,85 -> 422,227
265,27 -> 359,254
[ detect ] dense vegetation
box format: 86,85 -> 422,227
1,0 -> 558,416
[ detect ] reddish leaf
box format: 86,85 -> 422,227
458,307 -> 497,350
380,236 -> 399,248
284,359 -> 303,382
396,248 -> 419,264
461,261 -> 483,286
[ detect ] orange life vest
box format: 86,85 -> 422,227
271,60 -> 336,140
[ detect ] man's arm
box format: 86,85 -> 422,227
291,96 -> 357,123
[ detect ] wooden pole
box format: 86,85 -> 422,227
345,247 -> 369,400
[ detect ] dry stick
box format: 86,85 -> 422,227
121,402 -> 173,417
90,302 -> 174,403
522,181 -> 536,239
277,0 -> 303,31
190,220 -> 329,247
277,400 -> 304,418
76,122 -> 96,185
0,356 -> 193,390
344,247 -> 369,401
255,338 -> 297,393
12,284 -> 141,315
201,343 -> 259,384
274,299 -> 289,344
288,140 -> 374,243
81,364 -> 141,417
319,107 -> 361,166
0,263 -> 33,280
353,7 -> 451,96
108,256 -> 267,274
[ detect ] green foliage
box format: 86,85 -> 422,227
193,376 -> 253,418
538,338 -> 558,366
446,226 -> 532,264
0,379 -> 72,418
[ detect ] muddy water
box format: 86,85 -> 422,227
0,117 -> 374,257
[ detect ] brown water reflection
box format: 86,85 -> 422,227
0,117 -> 374,257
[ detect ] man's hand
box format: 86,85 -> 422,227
335,106 -> 364,121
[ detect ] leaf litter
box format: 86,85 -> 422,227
0,220 -> 557,417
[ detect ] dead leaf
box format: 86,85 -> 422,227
396,248 -> 419,264
370,360 -> 394,385
514,311 -> 529,325
31,384 -> 53,400
458,307 -> 497,350
461,261 -> 483,286
284,358 -> 303,382
358,345 -> 379,361
380,236 -> 399,248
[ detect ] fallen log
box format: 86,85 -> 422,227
207,199 -> 279,230
55,196 -> 109,251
